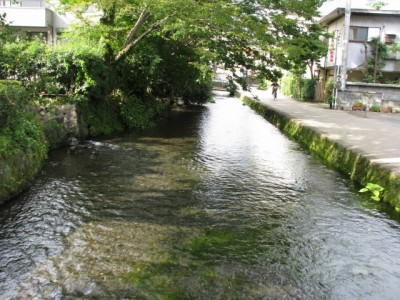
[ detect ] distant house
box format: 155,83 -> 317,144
319,7 -> 400,82
317,7 -> 400,109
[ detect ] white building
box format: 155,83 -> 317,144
318,6 -> 400,109
0,0 -> 98,44
319,7 -> 400,82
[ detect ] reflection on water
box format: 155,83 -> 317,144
1,95 -> 400,299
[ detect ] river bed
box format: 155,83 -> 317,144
1,94 -> 400,299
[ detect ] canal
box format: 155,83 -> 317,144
1,93 -> 400,299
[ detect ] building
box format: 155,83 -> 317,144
0,0 -> 71,44
318,7 -> 400,109
319,7 -> 400,82
0,0 -> 99,44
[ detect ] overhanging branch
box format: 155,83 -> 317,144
114,14 -> 174,63
123,7 -> 150,47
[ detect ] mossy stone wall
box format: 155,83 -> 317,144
0,149 -> 47,205
241,95 -> 400,208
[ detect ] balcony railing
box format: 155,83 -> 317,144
0,0 -> 49,8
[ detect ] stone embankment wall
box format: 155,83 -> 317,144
0,104 -> 81,205
240,95 -> 400,209
0,149 -> 47,205
41,104 -> 81,149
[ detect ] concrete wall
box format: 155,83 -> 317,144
338,82 -> 400,109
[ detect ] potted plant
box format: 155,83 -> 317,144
393,107 -> 400,113
352,101 -> 364,111
370,105 -> 381,112
381,106 -> 393,113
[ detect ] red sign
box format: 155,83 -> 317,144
329,50 -> 334,62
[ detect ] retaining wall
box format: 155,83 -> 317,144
338,82 -> 400,110
0,104 -> 81,205
0,149 -> 47,205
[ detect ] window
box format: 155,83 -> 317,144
349,27 -> 368,42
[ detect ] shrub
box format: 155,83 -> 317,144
0,84 -> 48,159
0,37 -> 46,83
0,82 -> 29,128
281,73 -> 301,98
352,101 -> 363,107
120,93 -> 156,130
370,105 -> 381,112
225,76 -> 238,96
302,79 -> 316,101
324,79 -> 334,105
182,81 -> 213,104
79,98 -> 124,136
281,73 -> 316,101
257,78 -> 268,90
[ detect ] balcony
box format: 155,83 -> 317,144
0,0 -> 53,27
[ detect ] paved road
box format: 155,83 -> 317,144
239,86 -> 400,176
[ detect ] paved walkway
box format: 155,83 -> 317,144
240,86 -> 400,176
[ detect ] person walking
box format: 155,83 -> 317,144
271,82 -> 279,100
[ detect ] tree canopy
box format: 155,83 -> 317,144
1,0 -> 327,133
58,0 -> 325,83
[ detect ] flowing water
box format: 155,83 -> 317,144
1,93 -> 400,299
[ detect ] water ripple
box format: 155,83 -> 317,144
0,97 -> 400,299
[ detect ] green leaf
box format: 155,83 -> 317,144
359,188 -> 369,193
371,195 -> 381,201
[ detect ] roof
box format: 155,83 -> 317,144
319,8 -> 400,25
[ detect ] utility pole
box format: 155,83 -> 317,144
341,0 -> 351,92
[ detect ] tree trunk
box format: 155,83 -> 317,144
373,37 -> 380,82
363,42 -> 368,76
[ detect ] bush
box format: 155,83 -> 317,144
225,77 -> 238,96
257,78 -> 269,90
370,105 -> 381,112
0,38 -> 46,83
0,83 -> 48,159
0,82 -> 29,128
120,93 -> 156,130
281,73 -> 300,98
281,73 -> 316,101
324,79 -> 334,106
79,98 -> 124,136
352,101 -> 363,107
302,79 -> 316,101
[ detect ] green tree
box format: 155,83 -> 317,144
58,0 -> 324,84
363,37 -> 388,83
278,23 -> 329,79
